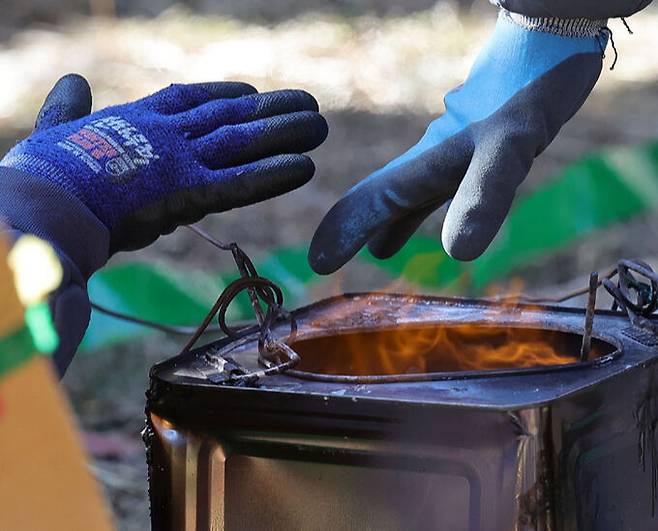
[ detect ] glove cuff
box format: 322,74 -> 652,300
499,8 -> 607,38
0,167 -> 109,279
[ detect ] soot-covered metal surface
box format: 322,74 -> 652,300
146,294 -> 658,530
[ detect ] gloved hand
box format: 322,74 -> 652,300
1,74 -> 328,279
309,11 -> 606,274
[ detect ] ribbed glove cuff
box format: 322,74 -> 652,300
0,167 -> 109,279
497,7 -> 607,38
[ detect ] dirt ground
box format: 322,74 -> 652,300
1,2 -> 658,529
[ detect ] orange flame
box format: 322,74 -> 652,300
293,276 -> 603,377
293,324 -> 587,376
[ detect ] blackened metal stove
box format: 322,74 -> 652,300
146,292 -> 658,531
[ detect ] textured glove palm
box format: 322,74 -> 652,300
309,12 -> 606,274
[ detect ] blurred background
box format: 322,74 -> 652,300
1,1 -> 658,528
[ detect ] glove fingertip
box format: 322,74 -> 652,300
315,112 -> 329,145
270,111 -> 328,151
54,73 -> 92,99
272,153 -> 316,190
254,89 -> 321,114
292,110 -> 329,152
36,73 -> 92,130
295,89 -> 320,112
307,245 -> 340,276
308,217 -> 349,275
196,81 -> 258,99
440,224 -> 485,262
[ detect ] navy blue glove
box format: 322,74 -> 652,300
0,74 -> 327,374
309,11 -> 606,274
1,75 -> 328,274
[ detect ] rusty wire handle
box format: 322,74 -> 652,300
185,224 -> 267,327
229,341 -> 301,383
605,259 -> 658,315
602,259 -> 658,335
179,224 -> 301,381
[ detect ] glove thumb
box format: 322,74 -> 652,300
35,73 -> 92,131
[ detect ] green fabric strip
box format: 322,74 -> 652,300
0,325 -> 36,378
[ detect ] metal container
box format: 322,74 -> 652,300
145,293 -> 658,530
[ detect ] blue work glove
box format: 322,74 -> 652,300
1,74 -> 328,279
0,74 -> 327,373
309,11 -> 606,274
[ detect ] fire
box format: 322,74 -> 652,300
296,269 -> 595,377
293,323 -> 582,376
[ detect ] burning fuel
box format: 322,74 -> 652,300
291,324 -> 589,377
290,285 -> 608,378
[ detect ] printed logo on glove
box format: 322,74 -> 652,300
61,115 -> 159,181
